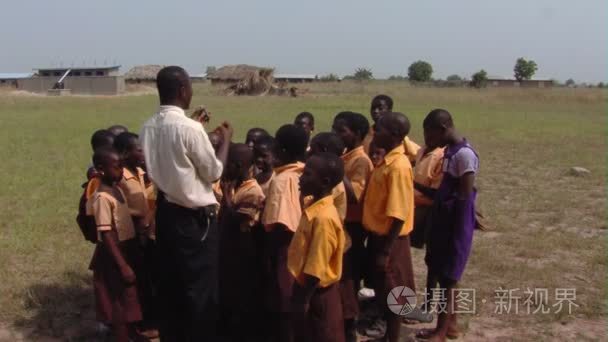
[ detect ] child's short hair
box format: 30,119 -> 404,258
371,94 -> 393,110
91,129 -> 115,151
92,147 -> 119,167
247,127 -> 270,138
275,124 -> 308,159
312,152 -> 344,189
334,111 -> 369,140
311,132 -> 345,157
228,143 -> 254,166
107,124 -> 128,136
423,109 -> 454,130
295,112 -> 315,125
255,135 -> 275,150
378,112 -> 411,140
113,132 -> 139,154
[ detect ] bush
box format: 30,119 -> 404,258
407,61 -> 433,82
471,70 -> 488,88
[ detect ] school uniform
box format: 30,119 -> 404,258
258,171 -> 275,198
425,140 -> 479,282
117,167 -> 159,328
362,144 -> 416,307
411,146 -> 445,248
363,128 -> 421,163
303,182 -> 347,223
88,184 -> 142,325
219,179 -> 266,339
288,195 -> 346,342
261,162 -> 304,313
340,146 -> 374,320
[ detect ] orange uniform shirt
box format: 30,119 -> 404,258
363,128 -> 421,163
118,167 -> 149,218
287,195 -> 345,288
262,162 -> 304,232
413,146 -> 445,206
85,177 -> 101,200
303,182 -> 347,223
232,179 -> 266,227
341,146 -> 374,222
88,184 -> 136,242
258,172 -> 275,198
362,145 -> 414,236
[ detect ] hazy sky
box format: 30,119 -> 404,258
1,0 -> 606,82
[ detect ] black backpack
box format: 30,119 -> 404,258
76,183 -> 98,243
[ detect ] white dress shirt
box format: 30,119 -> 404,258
140,105 -> 223,208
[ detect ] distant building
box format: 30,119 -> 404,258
274,74 -> 317,83
124,65 -> 164,84
487,77 -> 554,88
0,73 -> 33,88
20,66 -> 125,95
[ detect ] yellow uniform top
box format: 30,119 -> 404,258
363,128 -> 420,163
262,162 -> 305,232
287,195 -> 345,288
88,184 -> 136,242
413,146 -> 445,206
232,179 -> 266,227
362,145 -> 414,236
341,146 -> 374,222
118,167 -> 149,218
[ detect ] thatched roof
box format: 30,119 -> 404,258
209,64 -> 273,81
124,65 -> 165,81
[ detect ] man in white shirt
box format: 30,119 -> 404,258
140,66 -> 232,341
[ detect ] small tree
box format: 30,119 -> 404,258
353,68 -> 373,80
597,82 -> 604,88
447,74 -> 462,81
408,61 -> 433,82
470,70 -> 488,88
565,78 -> 576,87
205,66 -> 217,76
513,58 -> 538,81
388,75 -> 407,81
320,73 -> 340,82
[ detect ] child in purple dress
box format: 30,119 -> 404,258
417,109 -> 479,342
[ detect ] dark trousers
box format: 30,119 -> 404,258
156,198 -> 219,342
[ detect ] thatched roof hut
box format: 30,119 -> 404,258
209,64 -> 275,95
124,65 -> 165,83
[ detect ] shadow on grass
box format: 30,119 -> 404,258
14,270 -> 104,341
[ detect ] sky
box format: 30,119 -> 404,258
1,0 -> 606,82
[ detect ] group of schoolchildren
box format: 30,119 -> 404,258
79,94 -> 479,342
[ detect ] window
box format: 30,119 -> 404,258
54,72 -> 61,76
73,71 -> 81,76
96,71 -> 104,76
42,72 -> 50,76
84,71 -> 92,76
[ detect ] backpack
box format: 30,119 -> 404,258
76,182 -> 98,243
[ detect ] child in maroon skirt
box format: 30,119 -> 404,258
417,109 -> 479,342
288,153 -> 346,342
87,148 -> 142,342
219,143 -> 266,341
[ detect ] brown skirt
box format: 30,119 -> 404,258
263,227 -> 295,313
294,282 -> 345,342
366,235 -> 416,311
90,239 -> 142,324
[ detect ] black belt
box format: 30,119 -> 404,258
157,191 -> 218,219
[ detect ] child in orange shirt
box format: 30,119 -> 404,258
294,111 -> 315,146
218,143 -> 266,340
362,112 -> 416,342
246,127 -> 271,149
368,141 -> 387,168
333,111 -> 374,341
88,148 -> 142,342
288,152 -> 346,342
254,135 -> 276,197
261,124 -> 308,342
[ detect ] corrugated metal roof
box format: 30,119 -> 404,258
0,73 -> 33,79
274,73 -> 317,79
35,65 -> 121,71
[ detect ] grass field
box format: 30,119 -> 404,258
0,82 -> 606,341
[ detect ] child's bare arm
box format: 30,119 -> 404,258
101,230 -> 135,284
376,218 -> 404,270
458,172 -> 475,198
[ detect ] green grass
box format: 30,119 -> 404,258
0,82 -> 606,339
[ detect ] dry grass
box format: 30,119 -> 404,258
0,82 -> 605,340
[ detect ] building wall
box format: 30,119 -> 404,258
19,76 -> 125,95
488,79 -> 553,88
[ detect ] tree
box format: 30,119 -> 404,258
388,75 -> 407,81
513,58 -> 538,81
353,68 -> 373,80
408,61 -> 433,82
319,73 -> 340,82
470,70 -> 488,88
447,74 -> 462,81
565,78 -> 576,87
205,66 -> 217,76
597,82 -> 604,88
